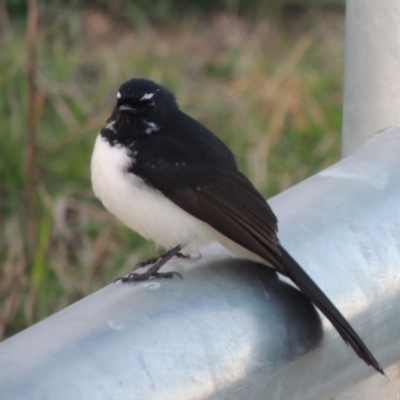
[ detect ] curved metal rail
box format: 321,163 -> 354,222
0,126 -> 399,399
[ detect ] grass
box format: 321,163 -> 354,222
0,8 -> 344,339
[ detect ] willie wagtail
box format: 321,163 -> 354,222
91,78 -> 383,374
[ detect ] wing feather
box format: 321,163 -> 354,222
132,159 -> 281,267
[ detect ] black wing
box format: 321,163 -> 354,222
129,114 -> 383,373
133,154 -> 282,268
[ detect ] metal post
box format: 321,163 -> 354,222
337,1 -> 400,397
0,126 -> 399,399
342,0 -> 400,157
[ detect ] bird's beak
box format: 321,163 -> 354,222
118,104 -> 136,114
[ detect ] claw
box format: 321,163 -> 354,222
154,271 -> 183,280
114,270 -> 183,283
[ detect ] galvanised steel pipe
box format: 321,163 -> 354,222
338,1 -> 400,397
342,0 -> 400,157
0,126 -> 399,399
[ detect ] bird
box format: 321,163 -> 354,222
91,78 -> 383,374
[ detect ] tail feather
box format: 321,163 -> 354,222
277,245 -> 384,374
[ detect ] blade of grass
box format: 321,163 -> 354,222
25,0 -> 38,259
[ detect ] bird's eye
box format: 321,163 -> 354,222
138,99 -> 155,110
117,98 -> 155,114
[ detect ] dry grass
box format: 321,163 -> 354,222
0,8 -> 344,339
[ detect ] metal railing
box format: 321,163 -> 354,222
342,0 -> 400,156
0,126 -> 399,399
337,0 -> 400,397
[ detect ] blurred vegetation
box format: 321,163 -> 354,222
6,0 -> 344,25
0,0 -> 344,339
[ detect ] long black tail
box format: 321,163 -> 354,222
277,245 -> 384,374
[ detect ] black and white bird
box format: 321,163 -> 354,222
91,78 -> 383,374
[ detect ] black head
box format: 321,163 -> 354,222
115,78 -> 179,123
100,79 -> 180,147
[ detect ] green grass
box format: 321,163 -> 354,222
0,9 -> 344,339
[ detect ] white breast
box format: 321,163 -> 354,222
90,135 -> 216,253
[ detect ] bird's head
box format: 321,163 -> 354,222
115,78 -> 179,123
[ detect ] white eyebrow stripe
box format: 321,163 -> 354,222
117,92 -> 121,99
140,93 -> 154,101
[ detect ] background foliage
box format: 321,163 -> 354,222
0,0 -> 344,339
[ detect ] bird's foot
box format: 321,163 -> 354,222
135,251 -> 189,269
116,269 -> 183,283
114,244 -> 183,283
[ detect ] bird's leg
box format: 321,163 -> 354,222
115,245 -> 183,283
135,250 -> 189,269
